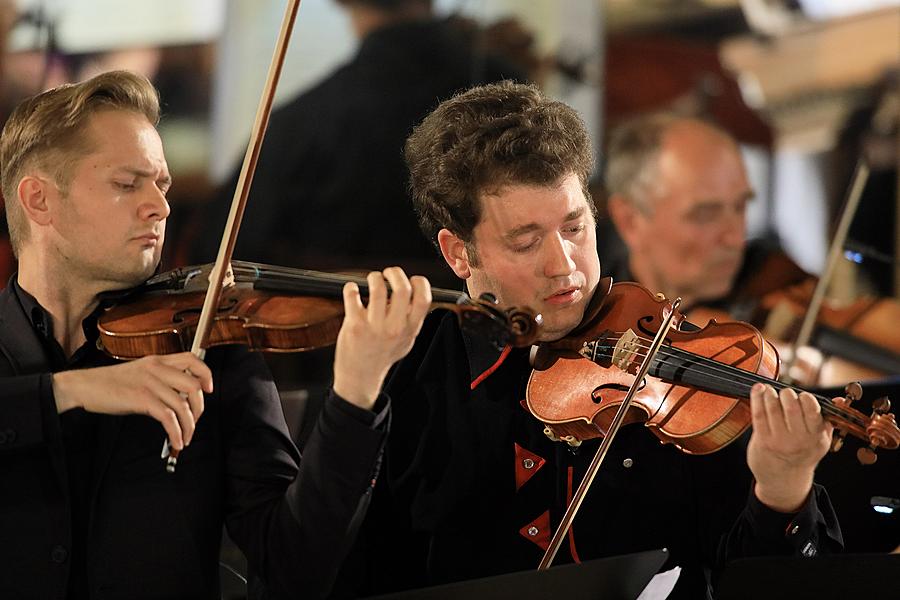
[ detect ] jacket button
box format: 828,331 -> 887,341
622,458 -> 634,468
51,545 -> 68,564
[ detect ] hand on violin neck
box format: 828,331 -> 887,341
51,352 -> 213,451
333,267 -> 431,410
747,383 -> 833,513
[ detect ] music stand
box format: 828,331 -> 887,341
717,553 -> 900,600
366,548 -> 668,600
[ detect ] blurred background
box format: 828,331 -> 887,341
0,0 -> 896,590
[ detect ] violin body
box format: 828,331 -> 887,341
528,282 -> 778,454
688,249 -> 900,384
99,286 -> 345,360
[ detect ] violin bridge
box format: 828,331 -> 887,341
611,329 -> 641,371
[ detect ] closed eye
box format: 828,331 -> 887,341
512,239 -> 539,253
114,181 -> 137,191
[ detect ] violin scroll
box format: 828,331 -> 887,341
449,292 -> 542,349
828,384 -> 899,465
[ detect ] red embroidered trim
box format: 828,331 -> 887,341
519,510 -> 551,551
514,443 -> 546,491
470,345 -> 512,390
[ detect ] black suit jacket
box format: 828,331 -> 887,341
0,284 -> 386,600
348,312 -> 843,599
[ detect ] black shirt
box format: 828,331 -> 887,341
4,277 -> 388,599
12,280 -> 110,599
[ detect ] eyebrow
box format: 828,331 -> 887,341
691,190 -> 756,209
503,207 -> 585,241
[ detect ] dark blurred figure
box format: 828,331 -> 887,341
831,72 -> 898,298
194,0 -> 525,288
0,0 -> 20,288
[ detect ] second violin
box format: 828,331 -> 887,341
97,261 -> 542,360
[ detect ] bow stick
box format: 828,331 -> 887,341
163,0 -> 303,471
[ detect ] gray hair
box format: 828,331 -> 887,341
603,113 -> 681,214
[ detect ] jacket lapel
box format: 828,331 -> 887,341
1,284 -> 125,519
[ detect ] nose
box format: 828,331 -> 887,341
720,208 -> 745,250
137,185 -> 171,222
543,233 -> 576,278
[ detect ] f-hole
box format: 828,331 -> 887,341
592,379 -> 646,404
173,296 -> 239,323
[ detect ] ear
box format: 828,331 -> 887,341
437,228 -> 472,280
16,175 -> 54,228
606,193 -> 646,249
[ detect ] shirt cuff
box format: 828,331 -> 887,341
746,483 -> 822,557
328,388 -> 391,430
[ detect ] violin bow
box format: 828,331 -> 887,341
162,0 -> 304,472
536,297 -> 682,570
781,161 -> 869,385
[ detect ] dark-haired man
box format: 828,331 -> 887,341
0,70 -> 431,599
351,81 -> 843,599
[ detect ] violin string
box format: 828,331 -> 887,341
596,335 -> 863,427
589,341 -> 862,428
607,336 -> 867,428
586,333 -> 867,428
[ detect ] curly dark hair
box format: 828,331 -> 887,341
405,81 -> 594,250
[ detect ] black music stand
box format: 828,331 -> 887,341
717,553 -> 900,600
366,548 -> 668,600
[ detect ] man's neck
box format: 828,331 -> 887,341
17,251 -> 101,358
627,254 -> 696,309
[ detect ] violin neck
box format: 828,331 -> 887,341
232,261 -> 466,304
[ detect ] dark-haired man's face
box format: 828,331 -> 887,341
439,172 -> 601,342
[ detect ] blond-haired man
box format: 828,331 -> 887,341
0,70 -> 430,599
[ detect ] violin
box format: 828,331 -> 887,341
688,249 -> 900,385
527,278 -> 900,460
96,261 -> 542,360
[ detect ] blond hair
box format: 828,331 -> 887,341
0,70 -> 160,256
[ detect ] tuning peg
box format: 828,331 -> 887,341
857,446 -> 878,465
872,396 -> 891,414
830,429 -> 846,453
543,426 -> 560,443
844,381 -> 863,403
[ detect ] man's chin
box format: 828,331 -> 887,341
536,306 -> 586,342
102,263 -> 158,291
